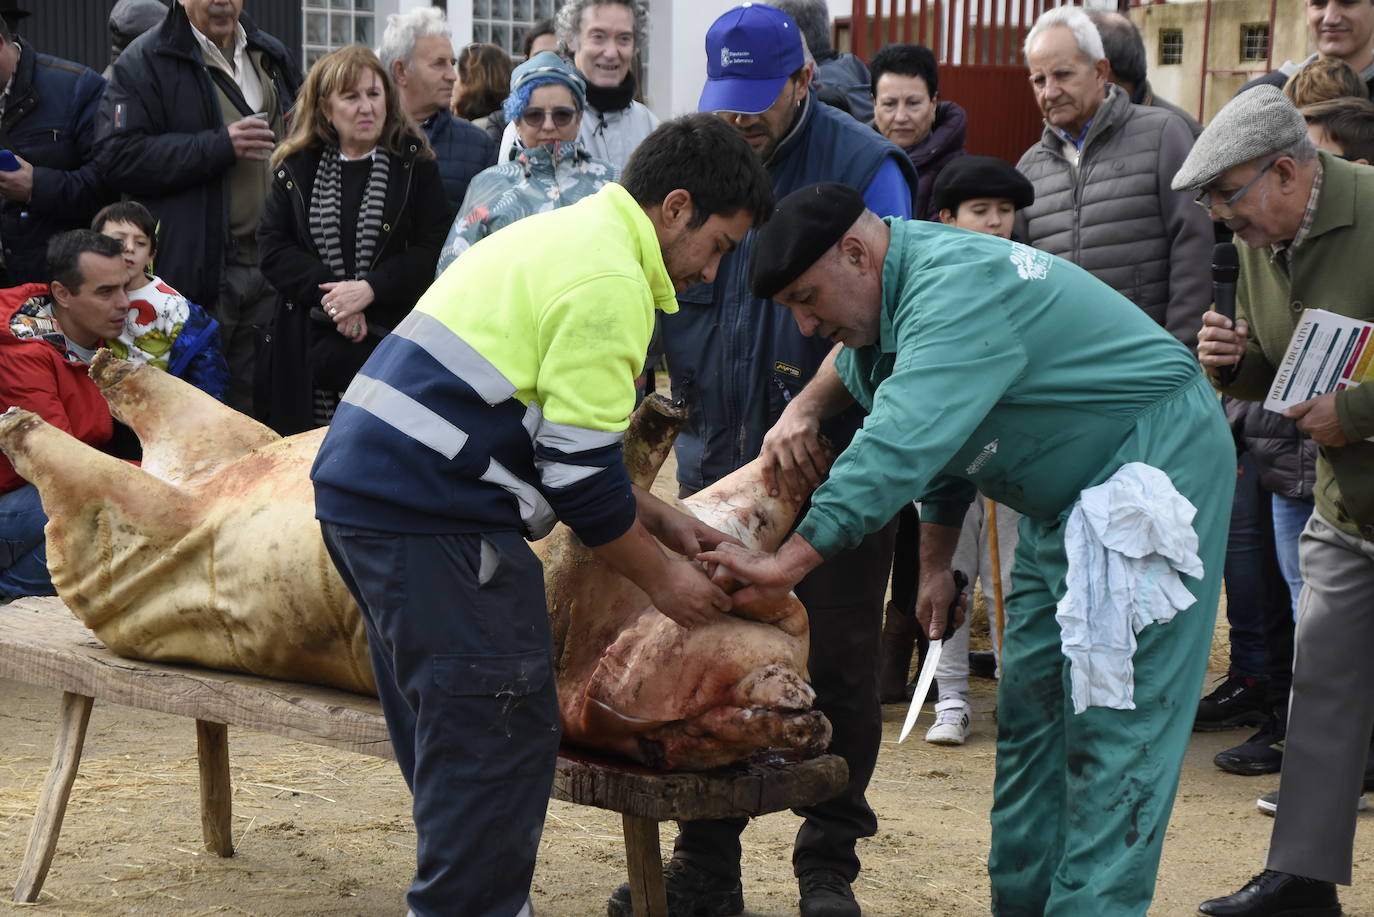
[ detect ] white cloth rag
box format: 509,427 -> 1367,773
1055,462 -> 1204,714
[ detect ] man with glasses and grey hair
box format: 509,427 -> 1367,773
1016,5 -> 1212,351
1184,85 -> 1374,917
378,7 -> 494,216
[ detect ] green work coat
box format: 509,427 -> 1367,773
795,218 -> 1222,558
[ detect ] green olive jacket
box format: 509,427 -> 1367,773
1222,152 -> 1374,540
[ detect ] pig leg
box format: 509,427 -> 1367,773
90,351 -> 278,486
0,408 -> 200,624
621,393 -> 685,490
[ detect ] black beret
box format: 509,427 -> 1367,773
749,182 -> 866,300
931,155 -> 1035,214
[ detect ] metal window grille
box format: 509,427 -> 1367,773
303,0 -> 377,69
1240,24 -> 1270,63
1159,30 -> 1183,66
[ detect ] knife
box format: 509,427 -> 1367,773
898,570 -> 968,743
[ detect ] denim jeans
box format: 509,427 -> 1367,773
0,483 -> 53,601
1271,492 -> 1314,619
1222,454 -> 1271,678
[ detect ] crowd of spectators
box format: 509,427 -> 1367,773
3,0 -> 1374,915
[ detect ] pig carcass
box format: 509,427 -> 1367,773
0,354 -> 830,769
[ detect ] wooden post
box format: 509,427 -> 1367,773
987,498 -> 1006,653
196,720 -> 234,857
621,814 -> 668,917
13,691 -> 93,903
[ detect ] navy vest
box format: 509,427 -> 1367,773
662,97 -> 916,493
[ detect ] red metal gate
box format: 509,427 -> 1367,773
847,0 -> 1081,164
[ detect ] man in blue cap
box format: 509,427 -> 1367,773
606,5 -> 916,917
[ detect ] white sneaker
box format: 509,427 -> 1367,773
925,697 -> 971,746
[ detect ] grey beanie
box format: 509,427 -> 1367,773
1171,85 -> 1307,191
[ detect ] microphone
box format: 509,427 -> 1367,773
1212,242 -> 1239,386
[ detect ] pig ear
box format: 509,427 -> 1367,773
91,351 -> 279,486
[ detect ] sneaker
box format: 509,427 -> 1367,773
1198,869 -> 1341,916
1214,714 -> 1285,776
1257,790 -> 1367,817
925,697 -> 971,746
798,869 -> 860,917
606,858 -> 743,917
1194,673 -> 1269,732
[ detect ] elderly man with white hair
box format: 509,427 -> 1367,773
1015,5 -> 1212,351
1184,85 -> 1374,917
378,7 -> 494,215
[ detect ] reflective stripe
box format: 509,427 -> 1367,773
341,374 -> 468,460
522,400 -> 543,439
535,418 -> 624,454
536,458 -> 603,489
480,458 -> 557,539
395,311 -> 517,406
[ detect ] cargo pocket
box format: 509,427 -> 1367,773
432,649 -> 559,780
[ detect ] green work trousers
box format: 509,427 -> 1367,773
987,378 -> 1231,916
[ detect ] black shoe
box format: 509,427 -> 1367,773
1197,869 -> 1341,915
606,858 -> 743,917
798,869 -> 861,917
1195,674 -> 1269,732
969,650 -> 998,680
1215,714 -> 1286,776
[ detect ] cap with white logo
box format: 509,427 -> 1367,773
699,3 -> 806,116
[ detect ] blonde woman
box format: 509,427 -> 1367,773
257,46 -> 449,432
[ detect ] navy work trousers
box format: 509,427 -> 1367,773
321,524 -> 560,917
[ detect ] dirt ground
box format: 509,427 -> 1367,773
3,601 -> 1373,917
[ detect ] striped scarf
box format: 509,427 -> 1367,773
308,146 -> 390,279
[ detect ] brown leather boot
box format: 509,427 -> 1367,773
878,602 -> 918,703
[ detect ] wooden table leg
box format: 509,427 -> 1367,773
621,813 -> 668,917
196,720 -> 234,857
13,691 -> 93,903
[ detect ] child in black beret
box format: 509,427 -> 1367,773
930,154 -> 1035,240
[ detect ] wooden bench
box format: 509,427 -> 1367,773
0,596 -> 847,917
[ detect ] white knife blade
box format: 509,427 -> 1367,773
898,637 -> 942,743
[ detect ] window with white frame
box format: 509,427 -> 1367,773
304,0 -> 377,70
473,0 -> 557,61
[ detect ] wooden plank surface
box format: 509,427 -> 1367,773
552,750 -> 849,821
0,597 -> 393,759
1,597 -> 848,818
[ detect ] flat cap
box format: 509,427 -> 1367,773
931,155 -> 1035,213
750,182 -> 866,300
1172,85 -> 1306,191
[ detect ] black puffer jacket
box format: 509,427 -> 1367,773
1224,396 -> 1317,500
95,4 -> 302,307
256,136 -> 449,433
0,39 -> 111,286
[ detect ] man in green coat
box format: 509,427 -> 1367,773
703,182 -> 1232,917
1185,86 -> 1374,917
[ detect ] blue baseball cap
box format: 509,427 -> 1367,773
699,3 -> 806,115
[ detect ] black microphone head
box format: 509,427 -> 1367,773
1212,242 -> 1239,282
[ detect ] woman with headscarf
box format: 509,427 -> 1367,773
258,45 -> 450,432
436,51 -> 617,276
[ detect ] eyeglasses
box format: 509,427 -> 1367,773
520,106 -> 577,128
1194,158 -> 1278,220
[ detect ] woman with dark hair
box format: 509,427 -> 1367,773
452,42 -> 514,136
258,45 -> 450,432
869,43 -> 968,220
